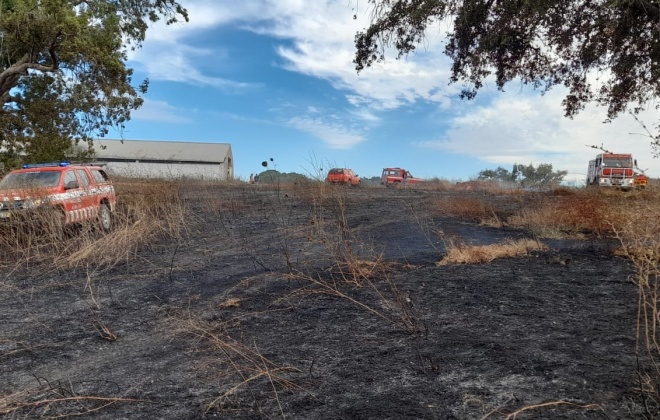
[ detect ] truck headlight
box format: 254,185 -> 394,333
23,199 -> 43,209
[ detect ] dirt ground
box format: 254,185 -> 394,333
0,185 -> 645,419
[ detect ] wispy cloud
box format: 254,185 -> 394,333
349,108 -> 381,123
130,1 -> 455,109
131,42 -> 255,89
132,99 -> 193,123
288,116 -> 365,149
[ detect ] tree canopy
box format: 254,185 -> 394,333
355,1 -> 660,120
0,0 -> 188,167
478,163 -> 567,186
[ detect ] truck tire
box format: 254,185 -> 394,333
98,203 -> 112,232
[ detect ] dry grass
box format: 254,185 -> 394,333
174,313 -> 302,416
609,193 -> 660,414
452,186 -> 660,412
434,196 -> 504,227
438,238 -> 547,265
0,383 -> 146,418
435,187 -> 650,240
499,400 -> 603,419
283,178 -> 422,333
0,178 -> 189,270
218,297 -> 245,309
418,178 -> 453,191
505,189 -> 644,238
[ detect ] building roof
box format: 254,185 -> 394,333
93,140 -> 232,164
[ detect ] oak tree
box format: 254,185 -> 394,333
0,0 -> 188,166
355,1 -> 660,120
478,163 -> 567,186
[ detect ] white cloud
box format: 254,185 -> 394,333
288,116 -> 365,149
132,99 -> 193,123
131,41 -> 255,89
349,108 -> 380,123
130,1 -> 455,109
415,88 -> 660,183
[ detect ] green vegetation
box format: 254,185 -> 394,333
477,163 -> 567,187
0,0 -> 188,168
355,1 -> 660,132
255,169 -> 309,184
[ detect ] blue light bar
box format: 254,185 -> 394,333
22,161 -> 70,169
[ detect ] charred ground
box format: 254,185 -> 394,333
0,184 -> 644,419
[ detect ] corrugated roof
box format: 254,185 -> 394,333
93,140 -> 232,163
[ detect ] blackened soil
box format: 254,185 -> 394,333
0,186 -> 643,419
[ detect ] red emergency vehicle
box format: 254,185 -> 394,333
0,162 -> 116,231
380,167 -> 423,187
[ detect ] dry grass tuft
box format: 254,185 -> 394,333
0,383 -> 145,418
218,297 -> 245,309
437,238 -> 547,265
286,269 -> 422,334
493,400 -> 603,419
174,313 -> 302,415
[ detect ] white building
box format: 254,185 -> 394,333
93,140 -> 233,180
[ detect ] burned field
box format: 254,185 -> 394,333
0,184 -> 649,419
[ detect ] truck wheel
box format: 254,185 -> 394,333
98,204 -> 112,232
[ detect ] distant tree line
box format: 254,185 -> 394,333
477,163 -> 567,187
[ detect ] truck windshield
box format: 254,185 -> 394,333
603,158 -> 632,168
0,171 -> 61,189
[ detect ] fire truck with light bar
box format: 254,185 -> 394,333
0,161 -> 116,231
586,153 -> 645,190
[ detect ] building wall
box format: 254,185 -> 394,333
103,161 -> 231,180
91,140 -> 234,181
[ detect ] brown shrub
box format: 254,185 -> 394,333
507,190 -> 633,238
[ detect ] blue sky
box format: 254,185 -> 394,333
115,1 -> 660,183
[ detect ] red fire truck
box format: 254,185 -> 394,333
380,168 -> 423,187
586,153 -> 638,190
0,162 -> 116,231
